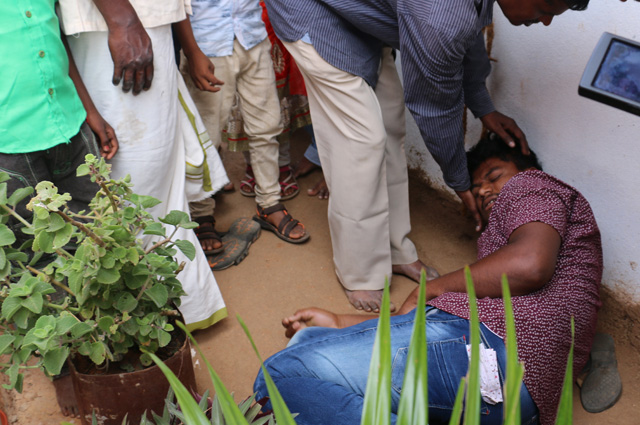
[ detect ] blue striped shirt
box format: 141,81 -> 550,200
264,0 -> 496,191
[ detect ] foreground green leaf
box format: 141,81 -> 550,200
463,266 -> 480,425
397,271 -> 428,425
149,352 -> 210,425
361,279 -> 392,425
236,318 -> 298,425
555,317 -> 575,425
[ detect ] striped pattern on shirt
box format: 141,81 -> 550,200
264,0 -> 496,191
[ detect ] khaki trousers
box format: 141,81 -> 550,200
283,41 -> 418,290
181,38 -> 283,208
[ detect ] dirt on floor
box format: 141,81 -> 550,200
4,132 -> 639,424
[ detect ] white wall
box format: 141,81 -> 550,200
402,0 -> 640,303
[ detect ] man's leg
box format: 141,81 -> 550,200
283,40 -> 393,311
236,39 -> 306,241
374,49 -> 438,282
180,52 -> 238,151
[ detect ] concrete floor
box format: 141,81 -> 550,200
4,133 -> 639,424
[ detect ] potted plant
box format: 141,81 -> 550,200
0,155 -> 198,424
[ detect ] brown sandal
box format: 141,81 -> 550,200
252,204 -> 310,244
193,215 -> 224,255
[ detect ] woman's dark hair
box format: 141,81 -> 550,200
467,132 -> 543,177
563,0 -> 590,11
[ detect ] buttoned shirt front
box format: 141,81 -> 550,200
0,0 -> 86,154
190,0 -> 268,57
57,0 -> 191,34
264,0 -> 496,191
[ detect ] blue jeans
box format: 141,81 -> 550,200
302,125 -> 321,167
254,308 -> 538,425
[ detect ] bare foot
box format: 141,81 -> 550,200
344,289 -> 396,313
222,181 -> 235,192
307,177 -> 329,200
392,260 -> 440,283
293,156 -> 321,178
53,374 -> 79,418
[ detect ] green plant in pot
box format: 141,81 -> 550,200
0,155 -> 198,423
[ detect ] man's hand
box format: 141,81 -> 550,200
187,51 -> 224,92
86,110 -> 119,160
108,22 -> 154,95
456,189 -> 483,232
282,308 -> 340,338
480,111 -> 530,155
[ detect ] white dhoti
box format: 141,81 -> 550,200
67,25 -> 227,330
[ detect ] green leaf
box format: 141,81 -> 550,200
143,222 -> 166,237
1,296 -> 22,320
0,224 -> 16,246
173,239 -> 196,261
149,352 -> 211,425
0,334 -> 16,355
502,274 -> 524,424
145,283 -> 169,308
361,279 -> 392,425
447,378 -> 466,425
116,293 -> 138,312
35,230 -> 54,253
178,321 -> 256,425
43,347 -> 69,375
71,322 -> 93,339
46,213 -> 66,232
53,223 -> 73,249
139,196 -> 162,210
89,341 -> 106,365
77,341 -> 92,356
127,247 -> 140,265
6,186 -> 33,207
97,267 -> 120,284
0,248 -> 6,272
157,329 -> 171,347
463,266 -> 481,425
76,163 -> 91,177
98,316 -> 116,333
397,271 -> 428,425
56,314 -> 80,335
555,317 -> 575,425
5,250 -> 28,263
21,293 -> 43,314
159,210 -> 190,227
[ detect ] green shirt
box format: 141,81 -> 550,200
0,0 -> 86,154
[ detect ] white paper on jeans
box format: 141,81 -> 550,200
466,344 -> 503,404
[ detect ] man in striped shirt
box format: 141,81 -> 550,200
262,0 -> 590,312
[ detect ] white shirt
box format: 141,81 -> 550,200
58,0 -> 192,34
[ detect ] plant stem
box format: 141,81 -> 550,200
0,363 -> 40,370
0,204 -> 31,228
26,266 -> 75,296
144,237 -> 171,254
55,211 -> 105,247
97,177 -> 120,215
43,301 -> 80,313
135,276 -> 152,301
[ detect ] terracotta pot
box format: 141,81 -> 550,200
69,335 -> 196,425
